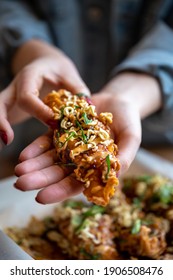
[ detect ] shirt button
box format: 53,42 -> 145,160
87,6 -> 103,22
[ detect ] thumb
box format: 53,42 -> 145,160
60,64 -> 90,97
15,68 -> 55,125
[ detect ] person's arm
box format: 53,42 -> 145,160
94,71 -> 161,173
0,39 -> 90,146
112,22 -> 173,115
101,72 -> 162,119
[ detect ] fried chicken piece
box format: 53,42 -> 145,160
44,89 -> 120,206
47,201 -> 120,259
117,215 -> 169,259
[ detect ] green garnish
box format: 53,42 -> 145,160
76,93 -> 87,98
105,154 -> 111,180
76,219 -> 90,234
76,120 -> 88,143
54,131 -> 61,147
132,197 -> 142,208
60,131 -> 77,147
75,105 -> 81,109
82,112 -> 92,125
65,131 -> 76,142
131,219 -> 141,234
156,184 -> 173,204
83,205 -> 105,218
60,106 -> 65,117
80,248 -> 100,260
74,205 -> 105,234
71,215 -> 83,227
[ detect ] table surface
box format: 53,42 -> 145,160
147,146 -> 173,163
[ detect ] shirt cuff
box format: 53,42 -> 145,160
112,21 -> 173,112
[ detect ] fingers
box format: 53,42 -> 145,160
15,164 -> 83,204
117,131 -> 141,175
0,85 -> 15,145
15,164 -> 69,191
15,149 -> 56,176
60,61 -> 90,96
116,105 -> 141,175
15,62 -> 90,127
15,68 -> 54,124
36,175 -> 84,204
61,75 -> 90,97
97,95 -> 142,175
17,134 -> 53,162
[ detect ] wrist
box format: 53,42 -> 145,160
101,72 -> 162,119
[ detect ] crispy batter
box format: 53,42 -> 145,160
44,89 -> 120,206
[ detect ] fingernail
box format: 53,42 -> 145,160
46,119 -> 58,130
0,130 -> 8,145
85,97 -> 93,105
35,196 -> 45,204
14,171 -> 19,177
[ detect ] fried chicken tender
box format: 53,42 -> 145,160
47,201 -> 120,260
44,89 -> 120,206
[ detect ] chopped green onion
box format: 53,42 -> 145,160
61,131 -> 76,147
75,105 -> 81,109
60,106 -> 65,117
157,184 -> 173,204
82,112 -> 92,125
65,131 -> 76,142
80,248 -> 100,260
132,197 -> 142,208
83,205 -> 105,218
71,215 -> 83,227
75,219 -> 90,234
54,131 -> 60,146
76,93 -> 88,98
75,205 -> 105,234
105,154 -> 111,180
76,120 -> 88,143
131,219 -> 141,234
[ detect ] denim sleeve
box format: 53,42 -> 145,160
112,21 -> 173,144
0,0 -> 52,88
113,21 -> 173,112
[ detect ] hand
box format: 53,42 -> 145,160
0,39 -> 89,146
14,71 -> 161,204
14,90 -> 141,204
14,133 -> 84,204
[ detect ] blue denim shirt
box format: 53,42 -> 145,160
0,0 -> 173,145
